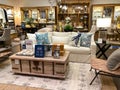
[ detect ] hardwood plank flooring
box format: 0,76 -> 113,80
100,75 -> 117,90
0,83 -> 45,90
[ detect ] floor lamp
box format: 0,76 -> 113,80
96,18 -> 111,43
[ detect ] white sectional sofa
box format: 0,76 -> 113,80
26,31 -> 96,64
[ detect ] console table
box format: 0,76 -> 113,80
9,51 -> 70,79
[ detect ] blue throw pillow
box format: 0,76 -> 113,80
35,33 -> 50,45
72,33 -> 81,46
80,33 -> 92,47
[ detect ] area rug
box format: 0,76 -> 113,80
0,62 -> 101,90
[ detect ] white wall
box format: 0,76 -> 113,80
18,0 -> 120,7
91,0 -> 120,4
0,0 -> 14,6
20,0 -> 56,7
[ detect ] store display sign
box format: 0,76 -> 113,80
25,39 -> 33,50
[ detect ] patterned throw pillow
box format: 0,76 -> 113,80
35,33 -> 50,45
80,33 -> 92,47
107,48 -> 120,71
71,33 -> 81,47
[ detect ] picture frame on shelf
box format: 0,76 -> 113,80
44,44 -> 52,57
114,6 -> 120,20
103,6 -> 113,17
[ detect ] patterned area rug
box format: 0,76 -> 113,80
0,62 -> 101,90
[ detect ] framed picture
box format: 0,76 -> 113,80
32,9 -> 38,19
103,6 -> 113,17
114,6 -> 120,20
44,44 -> 52,56
40,10 -> 46,19
92,6 -> 103,20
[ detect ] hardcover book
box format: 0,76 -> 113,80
35,45 -> 45,58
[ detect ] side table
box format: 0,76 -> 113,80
95,41 -> 111,59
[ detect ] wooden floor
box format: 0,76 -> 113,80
0,83 -> 45,90
100,75 -> 117,90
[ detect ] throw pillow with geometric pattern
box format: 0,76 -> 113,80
35,33 -> 50,45
80,33 -> 92,47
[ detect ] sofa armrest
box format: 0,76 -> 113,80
90,34 -> 96,58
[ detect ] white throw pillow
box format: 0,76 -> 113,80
27,33 -> 37,44
52,36 -> 69,44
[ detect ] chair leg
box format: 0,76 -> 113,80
90,71 -> 100,85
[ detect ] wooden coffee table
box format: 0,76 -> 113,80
9,51 -> 70,79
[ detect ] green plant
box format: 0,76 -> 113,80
64,24 -> 73,32
24,17 -> 34,25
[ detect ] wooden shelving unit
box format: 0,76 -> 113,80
57,0 -> 90,31
20,6 -> 57,29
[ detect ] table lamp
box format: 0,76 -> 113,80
96,18 -> 111,43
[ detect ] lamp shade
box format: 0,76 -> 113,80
96,18 -> 111,28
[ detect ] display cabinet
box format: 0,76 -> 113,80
21,6 -> 57,29
57,0 -> 90,31
92,4 -> 120,24
0,4 -> 15,29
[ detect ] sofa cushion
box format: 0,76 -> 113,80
52,36 -> 69,44
80,33 -> 92,47
35,33 -> 50,45
27,33 -> 37,44
64,45 -> 90,54
37,27 -> 52,32
52,32 -> 71,37
107,48 -> 120,71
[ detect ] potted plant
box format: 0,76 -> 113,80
64,16 -> 73,32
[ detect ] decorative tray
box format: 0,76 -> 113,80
16,49 -> 34,56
